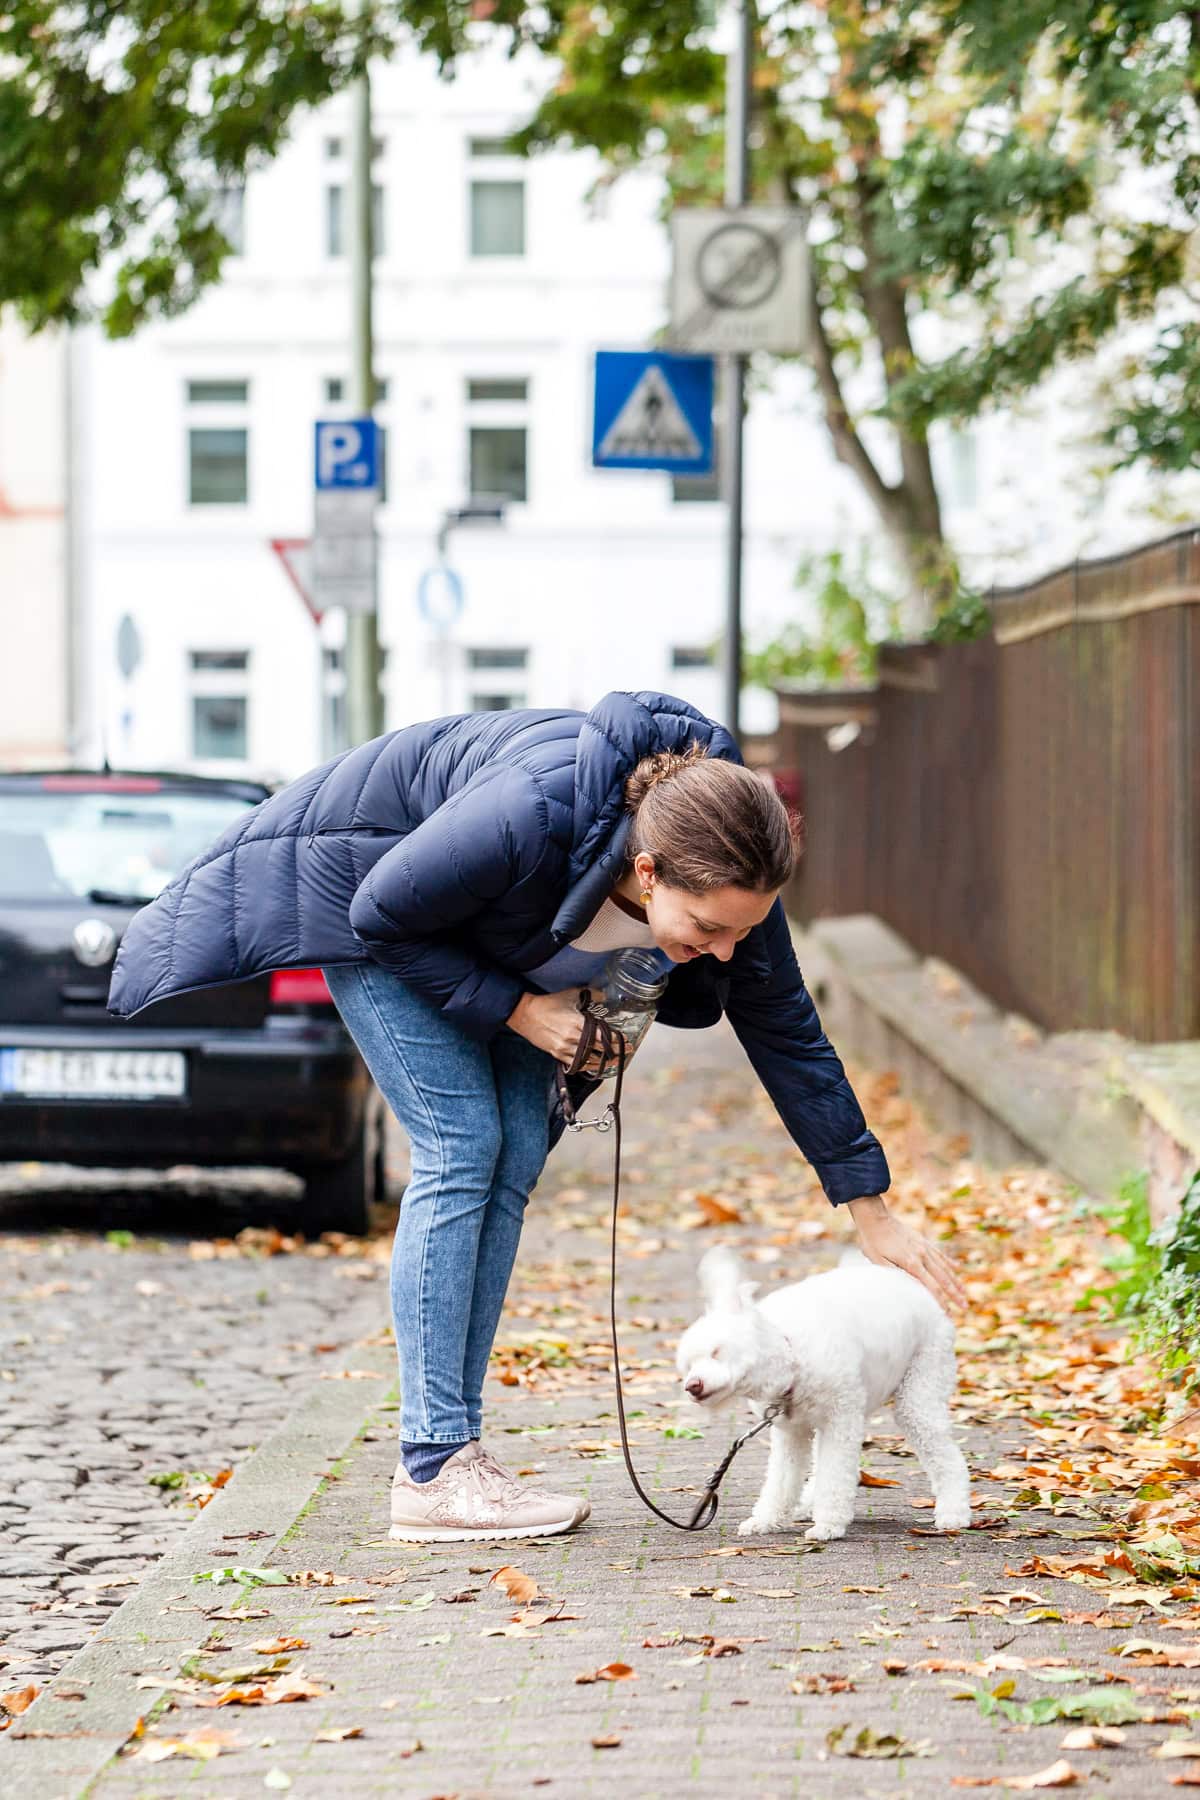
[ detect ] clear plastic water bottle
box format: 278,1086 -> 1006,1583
585,948 -> 669,1075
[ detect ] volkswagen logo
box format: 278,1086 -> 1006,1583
72,919 -> 118,968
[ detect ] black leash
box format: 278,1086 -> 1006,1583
557,996 -> 785,1531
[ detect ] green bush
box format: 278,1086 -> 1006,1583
1105,1169 -> 1200,1403
1136,1170 -> 1200,1401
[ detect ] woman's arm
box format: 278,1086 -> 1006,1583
724,901 -> 965,1311
722,901 -> 891,1206
348,764 -> 547,1042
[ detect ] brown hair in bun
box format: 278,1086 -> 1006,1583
623,739 -> 800,895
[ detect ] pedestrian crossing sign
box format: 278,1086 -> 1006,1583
592,350 -> 715,473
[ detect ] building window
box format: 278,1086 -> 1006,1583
471,690 -> 526,712
325,135 -> 385,161
671,646 -> 715,670
468,135 -> 517,158
469,180 -> 525,257
188,428 -> 248,505
211,186 -> 245,256
192,695 -> 248,761
468,647 -> 528,671
189,650 -> 249,673
324,375 -> 389,404
466,378 -> 527,403
465,376 -> 529,505
321,647 -> 346,758
326,183 -> 386,257
187,379 -> 248,406
469,427 -> 526,504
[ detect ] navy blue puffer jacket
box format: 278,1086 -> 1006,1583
108,691 -> 889,1205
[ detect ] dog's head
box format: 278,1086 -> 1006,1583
675,1246 -> 791,1412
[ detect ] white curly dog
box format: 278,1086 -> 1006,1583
676,1245 -> 971,1541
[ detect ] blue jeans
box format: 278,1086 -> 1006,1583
322,962 -> 556,1443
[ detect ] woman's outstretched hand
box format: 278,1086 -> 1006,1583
846,1195 -> 967,1314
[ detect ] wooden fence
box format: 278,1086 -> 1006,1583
770,527 -> 1200,1042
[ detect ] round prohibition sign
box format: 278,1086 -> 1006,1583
696,221 -> 783,311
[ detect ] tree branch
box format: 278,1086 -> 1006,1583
806,262 -> 895,521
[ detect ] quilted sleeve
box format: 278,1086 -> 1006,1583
723,900 -> 892,1206
347,764 -> 549,1041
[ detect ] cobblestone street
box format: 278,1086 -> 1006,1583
0,1169 -> 398,1689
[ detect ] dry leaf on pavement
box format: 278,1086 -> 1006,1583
314,1726 -> 364,1742
249,1638 -> 309,1655
489,1565 -> 539,1605
591,1733 -> 622,1749
135,1728 -> 238,1763
575,1663 -> 637,1684
0,1686 -> 38,1716
1059,1726 -> 1125,1749
952,1762 -> 1081,1790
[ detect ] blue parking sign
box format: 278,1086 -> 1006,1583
592,351 -> 714,473
315,418 -> 379,490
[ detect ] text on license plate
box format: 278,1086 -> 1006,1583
0,1048 -> 187,1101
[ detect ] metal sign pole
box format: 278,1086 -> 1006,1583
721,0 -> 752,743
345,66 -> 383,747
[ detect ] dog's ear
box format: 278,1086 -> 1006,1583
738,1278 -> 760,1308
699,1246 -> 746,1313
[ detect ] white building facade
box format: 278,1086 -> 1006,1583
55,37 -> 1194,785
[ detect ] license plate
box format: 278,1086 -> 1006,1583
0,1047 -> 187,1101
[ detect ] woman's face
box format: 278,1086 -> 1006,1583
635,855 -> 778,964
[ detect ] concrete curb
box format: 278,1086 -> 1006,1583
0,1340 -> 396,1798
793,912 -> 1146,1204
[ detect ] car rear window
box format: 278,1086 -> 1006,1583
0,788 -> 258,905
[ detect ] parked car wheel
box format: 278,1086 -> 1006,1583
294,1095 -> 385,1237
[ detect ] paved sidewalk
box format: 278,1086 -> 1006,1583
5,1023 -> 1196,1795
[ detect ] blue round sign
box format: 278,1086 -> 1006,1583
417,565 -> 465,628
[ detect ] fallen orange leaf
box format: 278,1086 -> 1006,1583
0,1686 -> 37,1717
489,1566 -> 539,1605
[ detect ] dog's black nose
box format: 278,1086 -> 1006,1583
685,1378 -> 705,1398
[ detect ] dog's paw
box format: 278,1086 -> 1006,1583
737,1514 -> 781,1537
792,1481 -> 814,1520
934,1501 -> 971,1532
804,1520 -> 848,1542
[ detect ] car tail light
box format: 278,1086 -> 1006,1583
269,968 -> 333,1006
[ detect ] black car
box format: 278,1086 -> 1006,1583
0,769 -> 385,1233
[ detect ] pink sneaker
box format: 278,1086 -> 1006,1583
389,1442 -> 590,1542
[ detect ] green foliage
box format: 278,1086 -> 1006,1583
1102,1168 -> 1200,1402
928,584 -> 991,643
1098,1172 -> 1158,1316
740,549 -> 901,690
1135,1170 -> 1200,1399
1106,326 -> 1200,473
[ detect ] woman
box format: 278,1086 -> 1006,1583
110,690 -> 964,1543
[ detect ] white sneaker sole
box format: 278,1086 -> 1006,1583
388,1503 -> 589,1544
388,1519 -> 581,1543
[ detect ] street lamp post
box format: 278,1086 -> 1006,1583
722,0 -> 753,743
344,68 -> 384,746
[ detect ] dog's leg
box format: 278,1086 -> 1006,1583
894,1338 -> 971,1532
805,1404 -> 864,1541
794,1430 -> 818,1520
737,1421 -> 805,1536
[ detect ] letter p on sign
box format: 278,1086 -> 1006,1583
315,418 -> 378,489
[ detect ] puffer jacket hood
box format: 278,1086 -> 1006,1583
107,689 -> 890,1206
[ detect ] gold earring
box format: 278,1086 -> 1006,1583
640,888 -> 653,905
